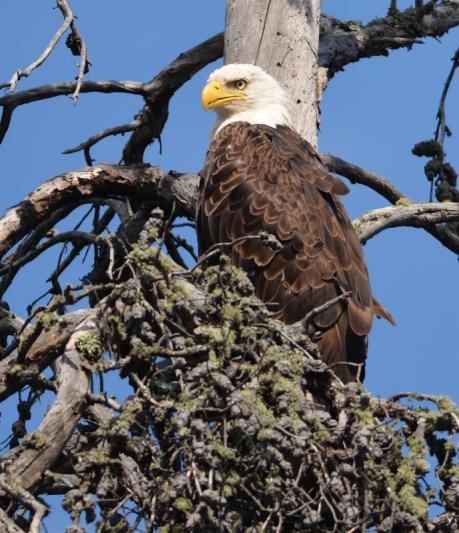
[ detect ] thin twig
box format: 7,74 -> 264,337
63,120 -> 140,164
2,0 -> 74,93
47,207 -> 115,287
67,10 -> 88,102
87,393 -> 122,412
189,233 -> 281,274
431,47 -> 459,201
303,292 -> 351,326
0,231 -> 98,275
0,477 -> 48,533
129,372 -> 162,408
434,49 -> 459,146
0,205 -> 76,298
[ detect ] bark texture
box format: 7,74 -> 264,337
225,0 -> 321,144
3,314 -> 94,490
319,1 -> 459,78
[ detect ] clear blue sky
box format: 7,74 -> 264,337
1,1 -> 458,529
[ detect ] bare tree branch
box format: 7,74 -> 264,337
2,311 -> 95,490
0,509 -> 24,533
65,2 -> 89,103
0,106 -> 14,146
0,309 -> 88,401
0,303 -> 24,347
303,292 -> 351,326
0,80 -> 145,108
122,32 -> 224,163
426,46 -> 459,201
0,204 -> 79,298
0,0 -> 74,93
321,153 -> 404,204
0,165 -> 198,260
423,222 -> 459,254
354,201 -> 459,243
0,478 -> 48,533
56,0 -> 90,103
45,206 -> 116,293
63,119 -> 141,164
322,153 -> 459,254
0,231 -> 99,276
319,1 -> 459,79
0,81 -> 144,145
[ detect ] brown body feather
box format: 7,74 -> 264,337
198,122 -> 378,383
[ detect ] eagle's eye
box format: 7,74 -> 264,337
236,79 -> 247,90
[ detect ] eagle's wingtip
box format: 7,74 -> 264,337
373,297 -> 397,326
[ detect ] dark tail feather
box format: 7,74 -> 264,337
318,316 -> 367,384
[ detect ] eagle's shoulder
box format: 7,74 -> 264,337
203,122 -> 349,198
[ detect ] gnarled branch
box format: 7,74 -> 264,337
319,1 -> 459,79
122,32 -> 224,163
323,153 -> 459,254
0,309 -> 88,401
354,201 -> 459,243
1,161 -> 458,264
0,509 -> 24,533
0,165 -> 198,259
2,311 -> 96,490
1,0 -> 74,93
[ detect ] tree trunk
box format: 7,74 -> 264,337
224,0 -> 321,146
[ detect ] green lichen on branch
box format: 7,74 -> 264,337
22,431 -> 47,450
66,237 -> 457,532
76,333 -> 102,360
1,211 -> 457,532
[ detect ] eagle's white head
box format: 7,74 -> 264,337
201,64 -> 294,135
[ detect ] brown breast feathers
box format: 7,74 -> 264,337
197,122 -> 374,383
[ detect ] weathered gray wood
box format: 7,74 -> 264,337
225,0 -> 321,145
319,2 -> 459,79
0,310 -> 88,401
353,201 -> 459,244
4,313 -> 95,490
0,165 -> 199,260
0,509 -> 25,533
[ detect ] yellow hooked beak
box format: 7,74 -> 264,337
201,80 -> 246,110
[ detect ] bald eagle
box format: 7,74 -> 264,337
197,64 -> 393,383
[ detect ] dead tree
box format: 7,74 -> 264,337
0,1 -> 458,531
